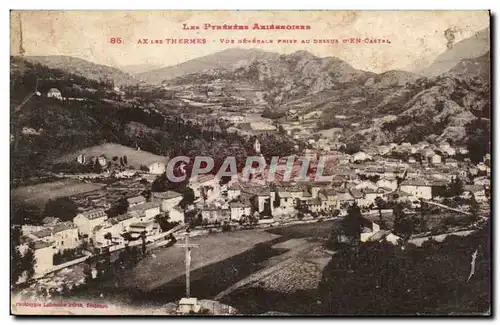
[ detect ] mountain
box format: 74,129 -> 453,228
24,55 -> 139,86
136,48 -> 280,84
447,51 -> 490,82
419,28 -> 490,77
120,63 -> 164,75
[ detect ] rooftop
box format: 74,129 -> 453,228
128,200 -> 161,212
34,241 -> 53,250
153,190 -> 183,200
31,229 -> 52,239
127,195 -> 147,205
52,222 -> 76,234
79,208 -> 107,220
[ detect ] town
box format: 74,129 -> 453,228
10,14 -> 491,314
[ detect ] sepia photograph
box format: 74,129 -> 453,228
9,10 -> 491,316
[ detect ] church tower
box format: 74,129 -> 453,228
253,138 -> 261,155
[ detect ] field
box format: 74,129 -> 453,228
120,229 -> 282,292
80,220 -> 339,308
11,179 -> 106,206
56,142 -> 169,169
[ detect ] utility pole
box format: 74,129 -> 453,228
175,229 -> 198,298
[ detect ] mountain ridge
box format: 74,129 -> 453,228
24,55 -> 139,86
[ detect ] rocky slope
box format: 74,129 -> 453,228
419,28 -> 490,77
137,48 -> 280,84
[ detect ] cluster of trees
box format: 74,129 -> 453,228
11,228 -> 36,285
53,247 -> 85,265
154,212 -> 180,232
318,220 -> 490,314
11,197 -> 79,226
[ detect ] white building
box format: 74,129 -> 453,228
51,222 -> 79,250
47,88 -> 62,100
153,191 -> 183,212
73,209 -> 108,237
350,151 -> 372,163
129,221 -> 161,237
148,162 -> 166,175
254,138 -> 261,154
229,202 -> 251,221
431,154 -> 442,165
127,195 -> 147,208
227,184 -> 242,201
128,201 -> 162,222
400,179 -> 432,200
169,206 -> 185,223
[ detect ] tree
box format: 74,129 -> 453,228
115,196 -> 129,215
469,195 -> 480,221
11,201 -> 42,225
104,232 -> 112,244
140,231 -> 147,255
374,197 -> 386,228
155,212 -> 178,232
43,197 -> 78,222
141,189 -> 152,202
465,118 -> 490,164
11,227 -> 23,285
344,143 -> 361,155
123,155 -> 128,165
93,160 -> 102,173
446,177 -> 464,198
180,187 -> 195,207
393,203 -> 413,240
341,203 -> 363,243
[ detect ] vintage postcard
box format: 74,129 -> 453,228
10,10 -> 491,316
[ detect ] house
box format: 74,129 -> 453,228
128,200 -> 162,222
73,209 -> 108,236
189,174 -> 220,199
439,142 -> 456,156
309,184 -> 325,198
229,201 -> 251,222
30,228 -> 53,243
169,206 -> 185,223
148,162 -> 166,175
400,179 -> 432,200
336,189 -> 355,208
93,214 -> 137,246
463,185 -> 488,203
276,191 -> 295,210
153,191 -> 183,212
304,197 -> 322,213
51,222 -> 79,250
355,181 -> 378,191
202,206 -> 231,224
178,297 -> 201,314
129,221 -> 161,238
385,189 -> 412,203
47,88 -> 62,100
362,188 -> 380,207
97,155 -> 107,167
227,184 -> 241,200
42,217 -> 61,226
350,151 -> 372,163
319,188 -> 339,210
431,154 -> 442,165
377,178 -> 398,190
33,241 -> 56,275
127,195 -> 147,207
446,159 -> 459,167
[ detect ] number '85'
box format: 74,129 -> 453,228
110,37 -> 123,44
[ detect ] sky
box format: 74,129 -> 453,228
10,10 -> 490,73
